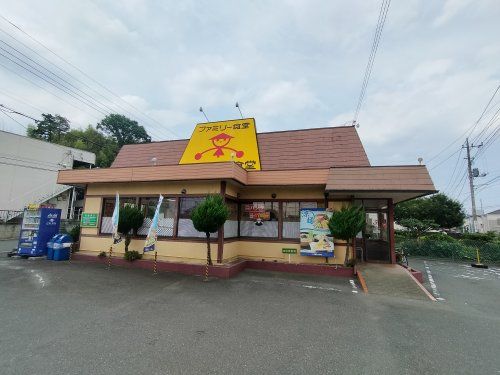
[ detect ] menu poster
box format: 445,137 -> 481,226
299,209 -> 334,257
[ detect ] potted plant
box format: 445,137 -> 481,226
328,205 -> 365,266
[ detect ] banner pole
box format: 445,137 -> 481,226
153,251 -> 158,275
107,245 -> 113,270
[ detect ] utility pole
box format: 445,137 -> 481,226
464,138 -> 483,233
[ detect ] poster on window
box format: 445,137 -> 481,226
299,209 -> 334,257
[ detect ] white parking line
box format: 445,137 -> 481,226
349,279 -> 359,294
424,261 -> 445,301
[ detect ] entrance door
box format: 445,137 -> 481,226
364,210 -> 390,262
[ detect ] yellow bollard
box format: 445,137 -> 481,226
107,246 -> 113,270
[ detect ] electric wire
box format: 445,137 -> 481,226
0,15 -> 180,139
427,83 -> 500,164
353,0 -> 391,124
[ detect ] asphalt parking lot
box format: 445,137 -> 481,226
1,241 -> 499,375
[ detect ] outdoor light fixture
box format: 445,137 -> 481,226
271,193 -> 277,199
181,188 -> 187,194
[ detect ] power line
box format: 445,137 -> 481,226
0,40 -> 118,116
443,149 -> 464,192
353,0 -> 391,124
0,14 -> 180,140
427,83 -> 500,164
0,59 -> 102,121
0,36 -> 168,141
0,26 -> 165,139
0,159 -> 59,172
0,49 -> 110,116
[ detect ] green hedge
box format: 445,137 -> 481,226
399,238 -> 500,263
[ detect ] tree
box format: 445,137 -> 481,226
118,205 -> 144,253
399,218 -> 438,239
191,195 -> 229,266
328,205 -> 365,266
27,113 -> 70,142
97,114 -> 151,148
58,125 -> 119,167
395,193 -> 465,229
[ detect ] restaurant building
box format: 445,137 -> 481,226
57,119 -> 436,275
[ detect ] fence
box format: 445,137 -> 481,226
0,210 -> 24,224
397,237 -> 500,264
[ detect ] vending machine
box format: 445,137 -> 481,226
17,207 -> 62,257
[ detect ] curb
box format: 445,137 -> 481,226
400,264 -> 437,302
357,271 -> 368,293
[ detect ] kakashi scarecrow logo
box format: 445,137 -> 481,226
179,118 -> 261,170
194,133 -> 244,160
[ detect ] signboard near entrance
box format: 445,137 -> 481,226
81,213 -> 99,228
179,118 -> 261,170
299,209 -> 334,257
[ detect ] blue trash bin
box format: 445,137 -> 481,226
46,234 -> 62,260
52,234 -> 73,261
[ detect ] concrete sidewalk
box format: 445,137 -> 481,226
358,263 -> 433,301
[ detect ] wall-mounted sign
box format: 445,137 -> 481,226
179,118 -> 261,170
81,213 -> 99,228
299,209 -> 334,257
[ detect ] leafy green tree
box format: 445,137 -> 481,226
399,218 -> 438,239
27,113 -> 70,142
328,206 -> 365,266
395,193 -> 465,229
118,205 -> 144,253
191,195 -> 229,265
58,125 -> 119,167
97,114 -> 151,148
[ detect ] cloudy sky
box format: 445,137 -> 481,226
0,0 -> 499,213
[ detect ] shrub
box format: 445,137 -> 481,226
460,232 -> 498,243
124,250 -> 142,261
69,224 -> 81,242
420,233 -> 456,243
191,195 -> 229,266
328,205 -> 365,266
118,206 -> 144,253
399,238 -> 500,263
98,251 -> 107,258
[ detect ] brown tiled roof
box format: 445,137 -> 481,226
111,126 -> 370,170
326,166 -> 437,192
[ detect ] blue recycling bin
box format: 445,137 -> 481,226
46,234 -> 62,260
52,234 -> 73,261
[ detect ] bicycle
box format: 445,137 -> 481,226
395,248 -> 409,267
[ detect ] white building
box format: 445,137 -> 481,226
0,130 -> 95,221
464,209 -> 500,234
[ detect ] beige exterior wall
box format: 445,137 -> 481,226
223,240 -> 347,265
79,181 -> 350,266
80,236 -> 209,264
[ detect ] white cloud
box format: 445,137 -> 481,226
0,0 -> 499,209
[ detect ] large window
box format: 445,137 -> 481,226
100,197 -> 136,234
137,197 -> 176,237
178,197 -> 217,238
240,202 -> 279,238
224,201 -> 238,238
282,201 -> 323,239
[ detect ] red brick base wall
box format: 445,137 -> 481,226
72,253 -> 354,279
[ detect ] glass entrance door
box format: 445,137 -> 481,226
364,210 -> 390,262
